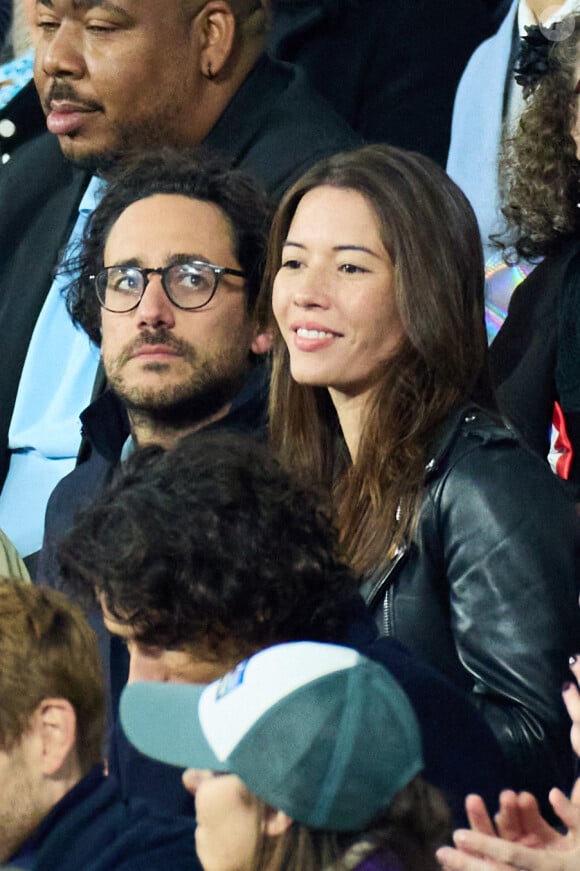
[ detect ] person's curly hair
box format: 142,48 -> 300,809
60,146 -> 273,344
58,430 -> 360,661
498,15 -> 580,259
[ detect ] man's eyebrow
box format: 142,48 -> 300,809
106,254 -> 213,268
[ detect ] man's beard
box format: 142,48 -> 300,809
105,331 -> 250,433
44,80 -> 197,172
69,117 -> 195,173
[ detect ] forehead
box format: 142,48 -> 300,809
104,194 -> 237,266
36,0 -> 177,13
288,185 -> 383,245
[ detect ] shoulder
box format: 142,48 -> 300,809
221,55 -> 361,200
426,406 -> 576,522
459,0 -> 516,79
0,131 -> 88,230
427,405 -> 516,471
35,776 -> 197,871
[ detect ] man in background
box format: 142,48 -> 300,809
0,580 -> 196,869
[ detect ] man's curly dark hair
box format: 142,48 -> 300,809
61,146 -> 274,344
497,15 -> 580,259
57,430 -> 360,661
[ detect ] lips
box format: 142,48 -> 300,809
291,322 -> 341,352
46,101 -> 97,136
131,344 -> 180,360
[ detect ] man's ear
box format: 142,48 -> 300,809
35,698 -> 77,777
262,807 -> 293,838
251,328 -> 273,356
193,0 -> 237,79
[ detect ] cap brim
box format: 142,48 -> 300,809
120,681 -> 228,771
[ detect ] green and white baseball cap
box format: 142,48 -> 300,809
120,641 -> 423,831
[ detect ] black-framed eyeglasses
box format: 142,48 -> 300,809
92,260 -> 246,313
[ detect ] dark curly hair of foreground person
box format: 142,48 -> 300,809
58,430 -> 360,662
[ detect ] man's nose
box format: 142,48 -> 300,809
40,21 -> 86,80
136,274 -> 177,330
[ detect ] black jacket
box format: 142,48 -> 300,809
362,405 -> 580,800
490,239 -> 580,495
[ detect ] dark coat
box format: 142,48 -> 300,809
490,240 -> 580,495
362,405 -> 580,801
9,767 -> 197,871
266,0 -> 494,165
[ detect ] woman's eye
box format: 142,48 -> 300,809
339,263 -> 367,274
281,259 -> 302,270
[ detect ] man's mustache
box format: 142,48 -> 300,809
117,331 -> 196,366
45,81 -> 103,113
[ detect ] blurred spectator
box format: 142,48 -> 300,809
0,580 -> 196,870
0,0 -> 10,55
447,0 -> 577,340
265,0 -> 494,166
488,15 -> 580,493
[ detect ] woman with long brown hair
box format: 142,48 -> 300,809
261,143 -> 579,801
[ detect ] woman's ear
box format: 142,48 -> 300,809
262,807 -> 293,838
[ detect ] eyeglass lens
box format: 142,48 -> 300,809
96,263 -> 217,312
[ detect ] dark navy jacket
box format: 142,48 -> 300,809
9,766 -> 197,871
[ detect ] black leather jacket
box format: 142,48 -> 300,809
362,405 -> 580,799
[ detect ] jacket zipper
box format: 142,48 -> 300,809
363,544 -> 408,636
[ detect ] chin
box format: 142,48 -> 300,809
289,367 -> 331,387
58,136 -> 121,173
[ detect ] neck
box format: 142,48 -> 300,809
0,769 -> 81,864
526,0 -> 565,20
328,389 -> 368,462
129,402 -> 232,450
194,38 -> 264,141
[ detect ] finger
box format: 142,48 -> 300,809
562,680 -> 580,721
570,776 -> 580,807
568,653 -> 580,685
562,679 -> 580,757
466,794 -> 497,836
453,829 -> 559,871
436,845 -> 506,871
515,791 -> 561,848
550,786 -> 580,832
494,791 -> 523,841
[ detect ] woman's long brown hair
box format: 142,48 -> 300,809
260,145 -> 490,575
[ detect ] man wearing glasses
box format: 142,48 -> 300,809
0,0 -> 357,564
38,147 -> 272,598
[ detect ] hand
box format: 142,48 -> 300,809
563,655 -> 580,759
436,787 -> 580,871
465,791 -> 563,849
